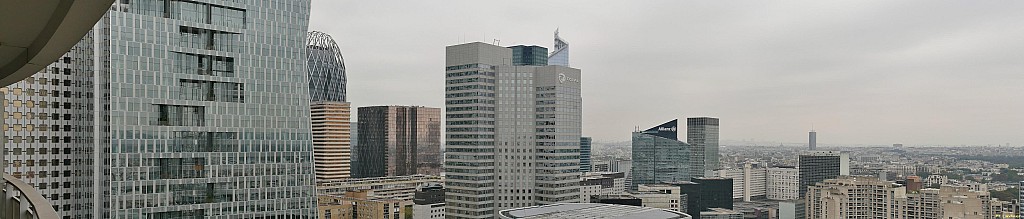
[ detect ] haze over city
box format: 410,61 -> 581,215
310,0 -> 1024,146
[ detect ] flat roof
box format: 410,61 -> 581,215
499,203 -> 691,219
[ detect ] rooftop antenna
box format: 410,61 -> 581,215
493,39 -> 500,46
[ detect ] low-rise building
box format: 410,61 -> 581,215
412,184 -> 444,219
318,174 -> 443,202
498,203 -> 692,219
318,190 -> 407,219
700,208 -> 743,219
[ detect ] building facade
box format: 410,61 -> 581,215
767,167 -> 800,201
355,106 -> 441,178
509,45 -> 548,66
798,151 -> 849,197
413,184 -> 445,219
805,176 -> 994,219
2,28 -> 99,219
580,172 -> 627,202
631,119 -> 689,191
444,42 -> 583,218
109,1 -> 318,217
687,117 -> 720,178
318,191 -> 407,219
317,175 -> 443,203
307,31 -> 347,102
547,30 -> 569,67
311,102 -> 352,182
807,130 -> 816,150
712,163 -> 766,201
580,136 -> 592,173
674,178 -> 734,219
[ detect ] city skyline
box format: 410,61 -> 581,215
309,0 -> 1024,145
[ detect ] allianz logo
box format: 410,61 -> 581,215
557,73 -> 580,84
658,126 -> 677,132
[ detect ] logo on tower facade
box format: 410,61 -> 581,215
557,73 -> 579,84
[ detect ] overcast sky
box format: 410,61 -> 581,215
309,1 -> 1024,146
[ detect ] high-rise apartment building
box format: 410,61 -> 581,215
808,130 -> 816,150
308,31 -> 352,183
767,167 -> 800,201
444,42 -> 583,218
687,117 -> 720,177
580,137 -> 592,173
355,106 -> 441,178
509,45 -> 548,66
631,120 -> 689,191
2,29 -> 99,219
548,30 -> 569,67
805,176 -> 904,219
110,1 -> 318,217
798,151 -> 849,197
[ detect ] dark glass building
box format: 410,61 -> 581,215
631,119 -> 690,190
798,151 -> 849,197
354,106 -> 442,178
580,137 -> 592,172
671,177 -> 733,218
508,45 -> 548,66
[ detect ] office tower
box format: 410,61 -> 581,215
767,167 -> 800,201
308,31 -> 352,182
687,117 -> 720,177
310,102 -> 352,181
106,1 -> 317,217
414,184 -> 446,219
548,30 -> 570,67
631,119 -> 689,190
712,163 -> 766,201
798,151 -> 849,197
672,177 -> 734,219
805,176 -> 904,219
509,45 -> 548,66
808,130 -> 816,150
498,203 -> 692,219
307,31 -> 347,102
445,42 -> 583,218
2,29 -> 98,219
355,106 -> 441,177
580,137 -> 592,172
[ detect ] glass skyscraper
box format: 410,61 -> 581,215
798,151 -> 849,197
687,117 -> 719,177
307,31 -> 347,102
106,0 -> 317,217
580,137 -> 592,172
631,119 -> 689,191
509,45 -> 548,66
354,106 -> 442,178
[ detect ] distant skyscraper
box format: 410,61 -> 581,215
307,31 -> 347,102
355,106 -> 442,178
308,31 -> 352,182
631,119 -> 690,190
687,117 -> 720,177
808,130 -> 816,150
798,151 -> 849,197
445,42 -> 583,218
509,45 -> 548,66
581,137 -> 593,172
548,30 -> 569,67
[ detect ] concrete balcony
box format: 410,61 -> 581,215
2,174 -> 59,219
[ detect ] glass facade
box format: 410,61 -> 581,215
547,30 -> 569,67
307,31 -> 347,102
508,45 -> 548,66
107,0 -> 317,218
687,117 -> 720,178
630,120 -> 690,191
580,137 -> 592,172
354,106 -> 441,178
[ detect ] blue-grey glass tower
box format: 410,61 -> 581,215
509,45 -> 548,66
106,1 -> 317,218
631,119 -> 689,190
580,137 -> 593,172
307,31 -> 347,102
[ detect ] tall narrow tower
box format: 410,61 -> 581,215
809,130 -> 817,150
688,117 -> 720,177
308,31 -> 352,182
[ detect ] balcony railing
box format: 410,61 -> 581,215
2,174 -> 59,219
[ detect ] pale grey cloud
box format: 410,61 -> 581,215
310,0 -> 1024,146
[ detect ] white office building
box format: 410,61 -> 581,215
444,42 -> 583,218
767,167 -> 800,201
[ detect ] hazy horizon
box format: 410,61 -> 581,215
310,0 -> 1024,146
